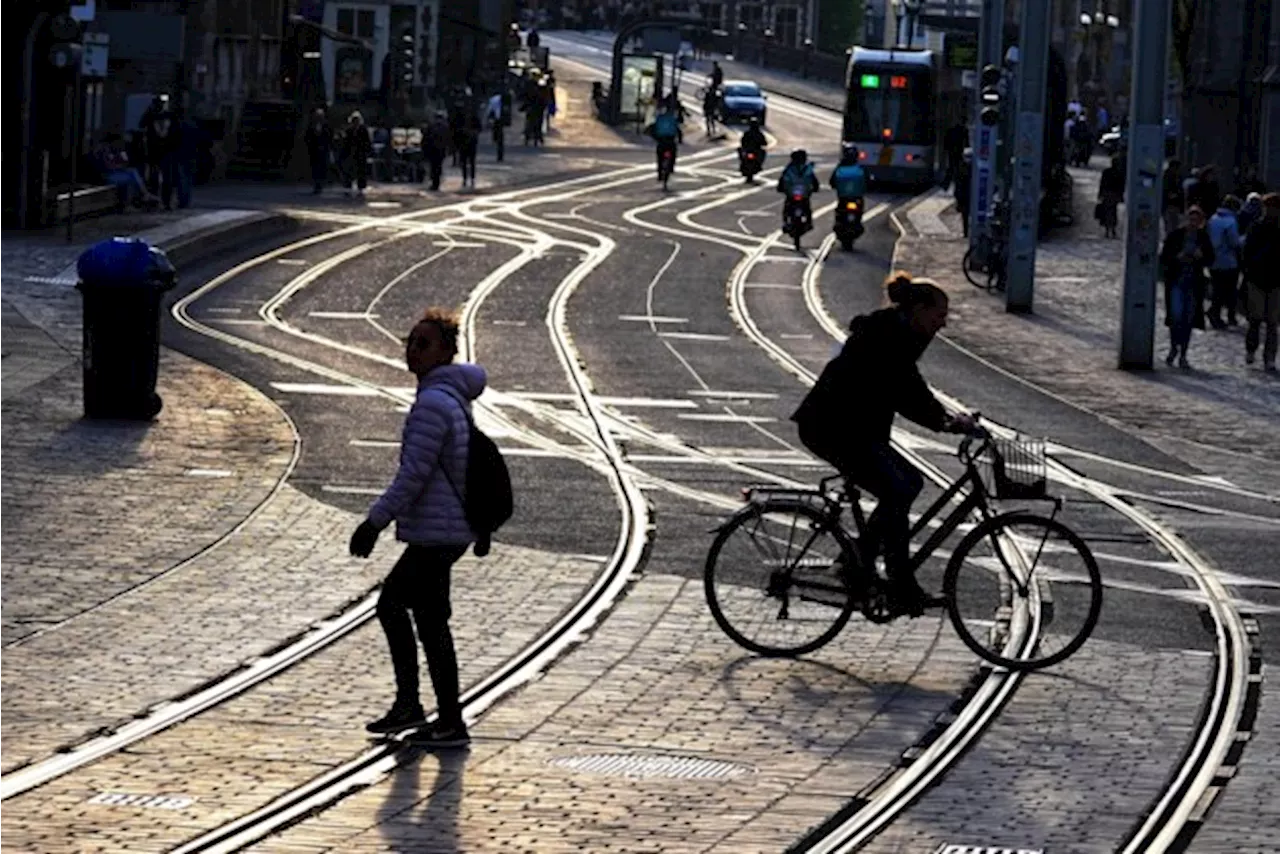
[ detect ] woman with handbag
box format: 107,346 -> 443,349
1159,205 -> 1216,369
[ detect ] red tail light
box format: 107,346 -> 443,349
746,152 -> 756,159
792,192 -> 805,201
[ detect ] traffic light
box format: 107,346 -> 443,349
47,13 -> 83,75
390,23 -> 415,93
979,64 -> 1002,127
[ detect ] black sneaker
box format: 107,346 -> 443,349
406,720 -> 471,749
365,701 -> 427,735
889,579 -> 947,618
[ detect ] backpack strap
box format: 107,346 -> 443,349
426,387 -> 471,506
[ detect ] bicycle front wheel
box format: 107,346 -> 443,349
705,500 -> 857,657
944,512 -> 1102,671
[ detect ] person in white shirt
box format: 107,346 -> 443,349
486,92 -> 505,162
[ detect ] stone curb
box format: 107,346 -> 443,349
52,209 -> 298,285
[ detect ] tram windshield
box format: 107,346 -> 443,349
843,69 -> 934,146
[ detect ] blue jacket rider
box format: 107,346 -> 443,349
648,105 -> 682,172
777,149 -> 819,223
830,148 -> 867,199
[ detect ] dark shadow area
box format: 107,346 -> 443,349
377,746 -> 470,853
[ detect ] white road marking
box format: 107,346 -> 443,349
658,331 -> 731,342
678,413 -> 777,424
308,311 -> 376,319
780,333 -> 814,339
349,439 -> 399,448
434,241 -> 486,248
184,469 -> 233,478
687,390 -> 780,400
627,453 -> 825,467
321,485 -> 382,496
271,382 -> 380,396
511,392 -> 699,409
617,314 -> 688,324
276,259 -> 309,266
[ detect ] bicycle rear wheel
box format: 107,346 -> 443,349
963,247 -> 988,290
944,511 -> 1102,671
705,500 -> 857,657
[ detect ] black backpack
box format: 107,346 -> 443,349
436,391 -> 513,557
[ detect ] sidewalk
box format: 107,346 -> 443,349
896,165 -> 1280,460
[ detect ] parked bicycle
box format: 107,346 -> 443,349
962,199 -> 1010,293
703,424 -> 1103,671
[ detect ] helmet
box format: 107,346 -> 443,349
790,149 -> 807,164
840,142 -> 858,164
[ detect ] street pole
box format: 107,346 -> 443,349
1003,0 -> 1051,314
1118,0 -> 1171,369
67,65 -> 82,244
968,0 -> 1004,255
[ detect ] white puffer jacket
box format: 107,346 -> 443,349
368,363 -> 487,546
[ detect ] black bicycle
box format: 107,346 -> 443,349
962,200 -> 1010,293
704,429 -> 1103,671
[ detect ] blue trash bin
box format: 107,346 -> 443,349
76,238 -> 177,420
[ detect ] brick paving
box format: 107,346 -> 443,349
0,548 -> 622,853
897,167 -> 1280,460
243,574 -> 974,854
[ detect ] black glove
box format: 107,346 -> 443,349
349,520 -> 380,558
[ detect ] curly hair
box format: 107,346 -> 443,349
413,307 -> 461,357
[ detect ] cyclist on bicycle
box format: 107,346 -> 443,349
646,101 -> 683,180
791,272 -> 977,616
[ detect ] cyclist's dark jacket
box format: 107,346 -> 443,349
791,308 -> 947,442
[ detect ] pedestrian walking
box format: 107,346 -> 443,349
702,85 -> 720,137
1096,155 -> 1125,238
1242,193 -> 1280,371
304,108 -> 334,195
343,112 -> 372,197
349,307 -> 488,749
422,111 -> 449,190
144,102 -> 181,210
544,72 -> 558,133
1187,165 -> 1222,215
486,91 -> 505,162
1238,191 -> 1264,235
1162,159 -> 1185,237
1159,205 -> 1215,369
1207,196 -> 1243,328
457,109 -> 480,188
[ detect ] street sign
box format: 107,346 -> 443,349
70,0 -> 96,23
82,32 -> 109,78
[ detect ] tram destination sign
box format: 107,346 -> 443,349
944,33 -> 978,70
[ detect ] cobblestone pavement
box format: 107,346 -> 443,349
896,168 -> 1280,463
0,548 -> 623,854
247,575 -> 972,854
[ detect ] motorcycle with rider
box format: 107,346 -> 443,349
777,149 -> 819,250
738,117 -> 767,183
829,144 -> 868,250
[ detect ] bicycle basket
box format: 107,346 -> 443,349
982,438 -> 1048,500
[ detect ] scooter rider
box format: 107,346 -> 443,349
777,149 -> 819,227
740,116 -> 767,153
647,102 -> 683,179
830,144 -> 868,234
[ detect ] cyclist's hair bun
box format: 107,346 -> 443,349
884,271 -> 946,309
